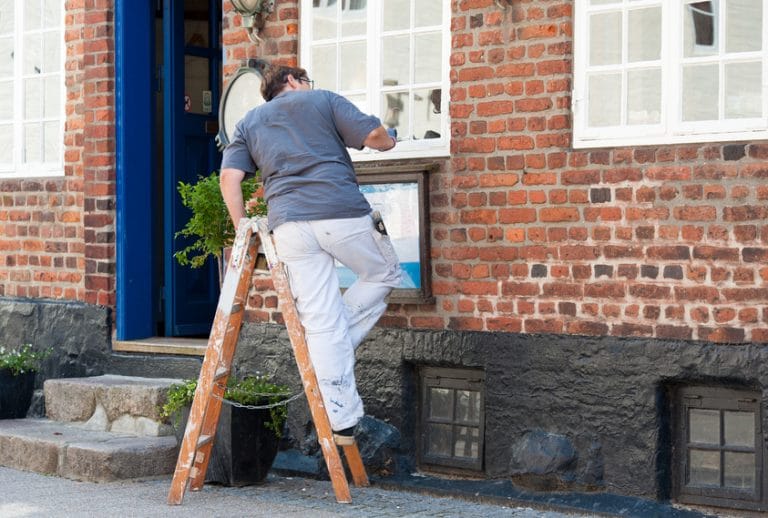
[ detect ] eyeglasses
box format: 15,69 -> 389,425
299,77 -> 315,89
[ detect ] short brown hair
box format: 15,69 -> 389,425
261,64 -> 308,102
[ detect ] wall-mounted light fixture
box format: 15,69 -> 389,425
231,0 -> 275,43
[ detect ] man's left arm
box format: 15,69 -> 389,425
220,168 -> 247,226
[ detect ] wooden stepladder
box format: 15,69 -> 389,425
167,218 -> 369,506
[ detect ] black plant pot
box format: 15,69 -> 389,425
175,402 -> 280,487
0,369 -> 35,419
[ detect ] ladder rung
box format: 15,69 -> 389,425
197,434 -> 213,448
214,365 -> 230,380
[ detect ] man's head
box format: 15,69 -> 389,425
261,64 -> 312,102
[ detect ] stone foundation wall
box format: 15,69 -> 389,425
234,320 -> 768,499
0,297 -> 111,386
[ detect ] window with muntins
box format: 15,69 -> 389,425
419,367 -> 485,473
674,386 -> 766,512
0,0 -> 65,178
573,0 -> 768,148
300,0 -> 450,160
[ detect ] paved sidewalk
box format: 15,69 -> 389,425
0,467 -> 591,518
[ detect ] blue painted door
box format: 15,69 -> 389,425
163,0 -> 221,336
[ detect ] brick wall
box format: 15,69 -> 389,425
0,0 -> 116,306
230,0 -> 768,345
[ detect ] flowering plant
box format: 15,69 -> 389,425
0,344 -> 50,375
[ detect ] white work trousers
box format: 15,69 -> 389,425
273,214 -> 402,431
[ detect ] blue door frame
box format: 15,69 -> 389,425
115,0 -> 155,340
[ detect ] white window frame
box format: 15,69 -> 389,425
573,0 -> 768,149
0,0 -> 66,178
299,0 -> 451,161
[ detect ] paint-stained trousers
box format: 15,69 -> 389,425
273,213 -> 402,431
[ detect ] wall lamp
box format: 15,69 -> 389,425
231,0 -> 275,43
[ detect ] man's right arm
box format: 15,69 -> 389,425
363,126 -> 397,151
220,168 -> 247,225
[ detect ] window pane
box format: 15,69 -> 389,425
312,44 -> 337,90
724,452 -> 755,490
43,31 -> 60,73
588,73 -> 621,126
684,1 -> 718,57
339,41 -> 366,91
25,1 -> 42,31
184,0 -> 210,47
381,90 -> 408,138
682,64 -> 718,121
383,0 -> 409,31
24,122 -> 41,162
589,11 -> 621,66
415,0 -> 441,28
341,0 -> 366,37
184,55 -> 210,115
726,0 -> 761,53
724,62 -> 761,119
414,32 -> 441,83
345,93 -> 366,113
413,87 -> 441,139
628,7 -> 661,62
25,78 -> 42,118
429,387 -> 453,420
689,449 -> 721,486
0,81 -> 12,119
24,34 -> 42,75
313,0 -> 337,40
43,120 -> 59,162
455,389 -> 480,424
44,75 -> 59,117
724,410 -> 754,447
0,124 -> 12,165
627,68 -> 661,124
0,37 -> 13,77
426,423 -> 452,456
689,408 -> 720,444
454,426 -> 480,459
382,35 -> 409,87
43,0 -> 62,28
0,0 -> 14,34
591,0 -> 620,4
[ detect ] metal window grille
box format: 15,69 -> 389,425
418,366 -> 485,473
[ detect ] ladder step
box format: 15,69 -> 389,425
214,365 -> 230,380
197,434 -> 213,448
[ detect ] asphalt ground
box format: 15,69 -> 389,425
0,467 -> 592,518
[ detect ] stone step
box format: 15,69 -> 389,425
44,375 -> 183,437
0,418 -> 178,482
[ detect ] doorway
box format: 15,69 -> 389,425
116,0 -> 221,340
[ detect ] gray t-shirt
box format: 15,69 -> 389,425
221,89 -> 382,230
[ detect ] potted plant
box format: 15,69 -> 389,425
161,373 -> 290,486
174,171 -> 266,285
0,344 -> 49,419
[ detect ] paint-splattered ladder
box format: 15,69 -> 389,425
167,217 -> 369,506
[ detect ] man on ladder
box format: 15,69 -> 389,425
220,64 -> 401,445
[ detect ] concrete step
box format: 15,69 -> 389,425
0,418 -> 178,482
43,375 -> 182,437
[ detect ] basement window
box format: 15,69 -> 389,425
674,386 -> 766,512
419,366 -> 485,473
